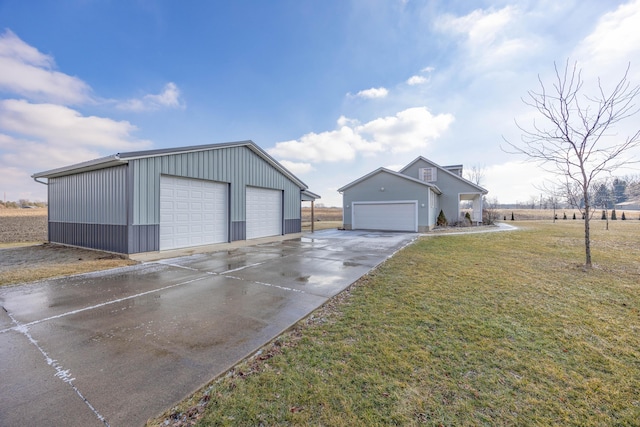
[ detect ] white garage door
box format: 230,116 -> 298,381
352,202 -> 417,232
246,187 -> 282,239
160,176 -> 228,250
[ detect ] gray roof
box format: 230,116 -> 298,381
301,189 -> 321,201
32,140 -> 309,190
337,167 -> 442,194
400,156 -> 488,194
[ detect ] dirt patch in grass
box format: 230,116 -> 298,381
0,244 -> 137,287
148,220 -> 640,427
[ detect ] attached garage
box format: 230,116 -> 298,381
32,141 -> 319,254
338,167 -> 441,233
246,186 -> 282,239
352,201 -> 417,232
159,176 -> 228,250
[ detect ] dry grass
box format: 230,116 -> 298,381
148,220 -> 640,427
0,208 -> 136,286
301,207 -> 343,232
0,244 -> 137,286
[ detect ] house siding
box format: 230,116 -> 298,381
342,172 -> 430,231
403,159 -> 482,223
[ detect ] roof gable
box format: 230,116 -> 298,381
399,156 -> 488,194
338,167 -> 442,194
32,140 -> 308,189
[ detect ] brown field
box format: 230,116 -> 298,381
301,206 -> 343,231
0,208 -> 48,244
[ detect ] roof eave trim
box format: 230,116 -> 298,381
338,167 -> 438,192
31,155 -> 126,179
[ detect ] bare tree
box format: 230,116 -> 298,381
482,196 -> 501,225
625,174 -> 640,200
465,165 -> 485,186
505,60 -> 640,268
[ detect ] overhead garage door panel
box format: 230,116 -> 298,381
353,202 -> 417,232
160,176 -> 228,250
246,187 -> 282,239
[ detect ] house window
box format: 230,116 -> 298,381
419,167 -> 437,182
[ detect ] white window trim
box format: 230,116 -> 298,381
419,167 -> 437,182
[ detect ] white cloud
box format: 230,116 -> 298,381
352,87 -> 389,99
0,29 -> 92,105
117,82 -> 185,112
407,75 -> 427,85
358,107 -> 454,153
268,125 -> 372,162
441,6 -> 515,48
434,6 -> 536,70
278,160 -> 314,175
269,106 -> 454,162
0,99 -> 152,151
573,0 -> 640,84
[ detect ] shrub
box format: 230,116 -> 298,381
437,210 -> 448,227
511,212 -> 515,221
611,209 -> 617,220
563,212 -> 567,220
622,212 -> 626,220
464,212 -> 472,225
573,213 -> 576,220
602,210 -> 607,220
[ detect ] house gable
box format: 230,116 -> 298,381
399,156 -> 487,195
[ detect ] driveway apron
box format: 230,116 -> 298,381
0,230 -> 416,427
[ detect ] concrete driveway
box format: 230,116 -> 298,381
0,230 -> 417,427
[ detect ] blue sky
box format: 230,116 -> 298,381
2,0 -> 640,206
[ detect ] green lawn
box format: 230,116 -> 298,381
150,221 -> 640,426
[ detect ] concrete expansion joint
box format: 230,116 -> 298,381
4,307 -> 111,426
221,274 -> 307,294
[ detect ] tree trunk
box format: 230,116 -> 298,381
584,203 -> 592,268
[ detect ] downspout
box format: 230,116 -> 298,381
32,177 -> 49,242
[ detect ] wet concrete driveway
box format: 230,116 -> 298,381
0,230 -> 417,427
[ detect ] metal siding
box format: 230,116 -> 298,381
48,165 -> 127,225
284,219 -> 301,234
131,145 -> 303,232
128,225 -> 159,253
231,221 -> 246,241
50,222 -> 127,253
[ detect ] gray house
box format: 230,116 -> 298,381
338,156 -> 488,232
32,141 -> 319,254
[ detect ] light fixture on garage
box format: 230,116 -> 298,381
380,187 -> 385,192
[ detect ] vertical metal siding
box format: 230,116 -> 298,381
49,222 -> 128,253
49,165 -> 127,224
131,146 -> 303,230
